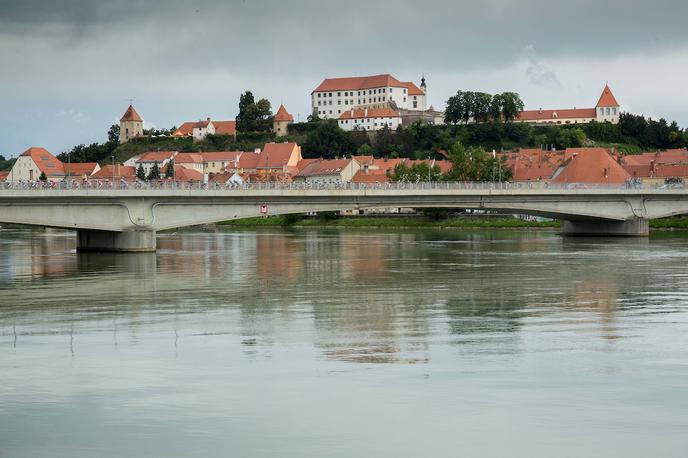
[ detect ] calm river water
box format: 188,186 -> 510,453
1,226 -> 687,457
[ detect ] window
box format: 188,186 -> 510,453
413,101 -> 417,108
613,107 -> 618,115
338,100 -> 341,105
606,107 -> 610,115
338,92 -> 341,96
329,93 -> 332,97
403,97 -> 406,102
329,101 -> 332,105
345,100 -> 348,105
318,93 -> 321,98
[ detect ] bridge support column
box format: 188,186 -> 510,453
562,218 -> 649,237
76,229 -> 157,252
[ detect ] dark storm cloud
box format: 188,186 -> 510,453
1,0 -> 687,155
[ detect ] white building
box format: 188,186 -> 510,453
311,74 -> 427,120
516,85 -> 621,125
293,158 -> 361,185
338,108 -> 402,131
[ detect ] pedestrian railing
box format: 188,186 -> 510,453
0,179 -> 682,192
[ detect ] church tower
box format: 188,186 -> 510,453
595,84 -> 620,124
119,104 -> 144,143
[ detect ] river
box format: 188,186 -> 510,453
1,226 -> 687,457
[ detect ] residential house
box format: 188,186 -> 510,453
173,153 -> 204,174
200,151 -> 242,174
294,158 -> 361,184
64,162 -> 101,179
8,147 -> 64,181
172,118 -> 236,141
551,148 -> 630,184
621,148 -> 688,185
91,165 -> 137,181
135,151 -> 177,175
0,171 -> 9,182
256,142 -> 303,175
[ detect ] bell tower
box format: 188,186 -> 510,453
119,104 -> 144,143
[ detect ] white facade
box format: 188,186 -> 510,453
193,121 -> 216,141
338,111 -> 402,132
596,106 -> 620,124
8,156 -> 42,181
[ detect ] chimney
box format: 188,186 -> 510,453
364,108 -> 368,117
207,117 -> 211,122
255,148 -> 261,154
650,160 -> 656,174
539,108 -> 543,114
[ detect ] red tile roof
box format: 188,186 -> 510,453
237,152 -> 260,169
274,104 -> 294,122
596,85 -> 620,107
401,81 -> 425,96
296,158 -> 320,172
505,149 -> 565,182
297,159 -> 353,177
552,148 -> 630,183
91,165 -> 136,180
352,170 -> 389,183
339,108 -> 400,120
0,171 -> 9,181
200,151 -> 242,162
258,142 -> 301,169
173,119 -> 236,136
120,105 -> 143,122
212,120 -> 237,135
174,153 -> 203,164
137,151 -> 177,162
313,74 -> 406,93
64,162 -> 99,177
19,147 -> 64,175
171,166 -> 204,181
518,108 -> 597,122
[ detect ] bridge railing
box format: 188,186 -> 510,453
0,179 -> 681,192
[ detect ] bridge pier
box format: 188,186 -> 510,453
76,229 -> 157,253
562,218 -> 649,237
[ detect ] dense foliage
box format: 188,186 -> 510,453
236,91 -> 273,133
0,154 -> 16,171
445,91 -> 525,124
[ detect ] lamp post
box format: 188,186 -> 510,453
112,155 -> 115,188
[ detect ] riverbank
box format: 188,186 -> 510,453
218,215 -> 688,230
218,215 -> 561,229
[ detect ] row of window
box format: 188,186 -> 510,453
316,87 -> 407,98
598,107 -> 618,116
340,117 -> 397,124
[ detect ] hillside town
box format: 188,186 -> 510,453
1,74 -> 686,188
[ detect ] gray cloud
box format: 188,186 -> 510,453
1,0 -> 687,155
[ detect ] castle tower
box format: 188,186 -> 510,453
273,104 -> 294,137
119,105 -> 144,143
595,84 -> 620,124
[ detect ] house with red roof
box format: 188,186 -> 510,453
172,118 -> 236,141
273,104 -> 294,137
91,165 -> 137,181
516,85 -> 621,125
119,105 -> 144,144
338,108 -> 402,131
8,147 -> 64,181
200,151 -> 243,174
0,171 -> 9,182
294,158 -> 361,184
256,142 -> 303,176
64,162 -> 101,179
311,73 -> 427,120
134,151 -> 177,175
173,153 -> 204,174
551,148 -> 630,184
621,148 -> 688,185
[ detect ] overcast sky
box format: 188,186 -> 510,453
1,0 -> 687,157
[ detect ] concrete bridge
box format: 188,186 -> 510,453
1,182 -> 688,252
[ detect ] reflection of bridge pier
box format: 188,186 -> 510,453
563,217 -> 649,236
77,229 -> 157,252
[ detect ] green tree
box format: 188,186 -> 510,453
147,161 -> 161,180
472,92 -> 493,123
165,159 -> 175,179
236,91 -> 273,132
387,162 -> 442,182
443,143 -> 511,182
499,92 -> 525,122
39,171 -> 47,181
357,144 -> 373,155
302,120 -> 354,158
136,164 -> 146,181
107,124 -> 120,143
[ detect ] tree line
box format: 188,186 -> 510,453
444,91 -> 525,124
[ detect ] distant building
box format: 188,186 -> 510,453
91,165 -> 137,181
273,104 -> 294,137
135,151 -> 177,175
64,162 -> 101,179
173,153 -> 204,174
172,118 -> 237,141
552,148 -> 629,183
119,105 -> 144,143
621,148 -> 688,185
8,147 -> 64,181
200,151 -> 242,174
516,85 -> 621,125
311,74 -> 427,120
294,158 -> 361,184
338,108 -> 402,132
0,171 -> 8,182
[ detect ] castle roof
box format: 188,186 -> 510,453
120,105 -> 143,122
313,74 -> 406,93
596,85 -> 620,107
274,104 -> 294,122
401,81 -> 425,96
518,108 -> 597,122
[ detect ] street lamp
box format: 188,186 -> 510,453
111,155 -> 115,188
